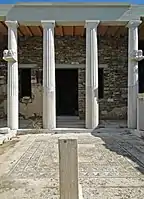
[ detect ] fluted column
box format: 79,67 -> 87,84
6,21 -> 19,130
85,20 -> 100,129
41,20 -> 56,129
127,20 -> 142,129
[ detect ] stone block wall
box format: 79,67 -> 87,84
0,35 -> 128,120
98,35 -> 128,119
0,39 -> 8,119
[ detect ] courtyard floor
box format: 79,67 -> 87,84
0,128 -> 144,198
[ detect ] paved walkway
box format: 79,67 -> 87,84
0,129 -> 144,198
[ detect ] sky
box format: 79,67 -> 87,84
0,0 -> 144,5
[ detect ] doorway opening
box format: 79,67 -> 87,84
56,69 -> 78,116
19,68 -> 31,99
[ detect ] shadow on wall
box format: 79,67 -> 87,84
91,129 -> 144,175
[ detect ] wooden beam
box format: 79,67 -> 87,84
55,26 -> 63,36
25,26 -> 33,36
121,27 -> 127,36
99,25 -> 108,36
74,26 -> 84,36
63,26 -> 74,35
104,26 -> 111,36
106,26 -> 119,36
72,26 -> 74,36
0,21 -> 7,34
18,28 -> 24,36
1,22 -> 23,36
116,27 -> 126,37
36,26 -> 42,36
81,27 -> 85,37
39,26 -> 43,35
18,23 -> 24,36
1,21 -> 7,30
60,26 -> 63,36
114,27 -> 120,37
30,26 -> 42,36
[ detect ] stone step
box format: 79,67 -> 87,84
0,127 -> 10,134
0,129 -> 16,145
17,128 -> 92,135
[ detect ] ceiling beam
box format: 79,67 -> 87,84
0,22 -> 24,36
106,26 -> 119,36
18,23 -> 24,36
63,26 -> 74,35
33,26 -> 42,36
116,27 -> 127,37
0,21 -> 7,34
112,27 -> 119,36
18,28 -> 24,36
81,27 -> 85,36
39,26 -> 43,35
1,21 -> 7,30
99,25 -> 108,36
26,26 -> 33,36
59,26 -> 63,36
72,26 -> 74,36
114,27 -> 120,37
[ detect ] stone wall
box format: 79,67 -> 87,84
98,36 -> 128,119
0,39 -> 8,119
18,36 -> 86,119
0,35 -> 128,121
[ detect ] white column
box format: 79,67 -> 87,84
127,20 -> 141,129
41,20 -> 56,129
85,20 -> 100,129
6,21 -> 19,130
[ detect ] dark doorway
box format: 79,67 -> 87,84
19,68 -> 31,99
98,68 -> 104,99
139,41 -> 144,93
56,69 -> 78,116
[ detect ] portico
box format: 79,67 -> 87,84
4,20 -> 142,130
1,2 -> 144,131
4,19 -> 101,130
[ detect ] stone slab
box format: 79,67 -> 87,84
0,130 -> 16,145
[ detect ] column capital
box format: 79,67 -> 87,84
41,20 -> 55,28
127,20 -> 142,28
85,20 -> 100,29
5,21 -> 18,28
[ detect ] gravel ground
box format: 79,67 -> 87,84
0,129 -> 144,199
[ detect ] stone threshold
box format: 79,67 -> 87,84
17,128 -> 93,135
0,128 -> 17,145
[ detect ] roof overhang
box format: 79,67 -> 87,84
0,2 -> 133,25
0,2 -> 144,38
0,4 -> 13,21
15,2 -> 131,7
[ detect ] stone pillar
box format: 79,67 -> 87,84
85,20 -> 100,129
41,20 -> 56,129
127,20 -> 141,129
6,21 -> 19,130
